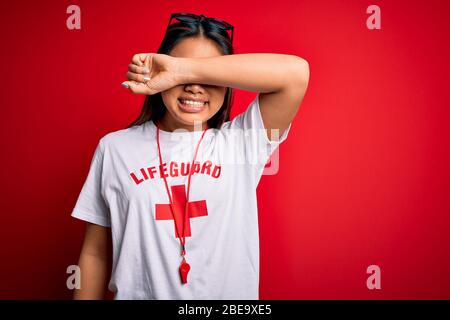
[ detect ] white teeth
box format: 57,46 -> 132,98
180,99 -> 206,106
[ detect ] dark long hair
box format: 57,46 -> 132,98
126,15 -> 235,129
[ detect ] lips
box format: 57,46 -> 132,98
177,98 -> 208,113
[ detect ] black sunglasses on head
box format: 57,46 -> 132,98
167,12 -> 234,43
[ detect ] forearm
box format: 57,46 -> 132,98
73,252 -> 109,300
177,53 -> 309,93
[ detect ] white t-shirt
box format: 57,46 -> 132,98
71,94 -> 291,299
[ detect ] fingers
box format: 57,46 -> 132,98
144,54 -> 150,69
144,54 -> 153,74
121,81 -> 150,94
123,53 -> 153,94
132,53 -> 149,67
126,70 -> 150,83
132,53 -> 153,69
128,63 -> 150,76
128,53 -> 151,81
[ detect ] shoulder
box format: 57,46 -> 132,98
98,122 -> 149,153
220,95 -> 259,131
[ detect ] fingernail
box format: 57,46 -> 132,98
121,83 -> 129,88
143,76 -> 151,81
142,68 -> 150,73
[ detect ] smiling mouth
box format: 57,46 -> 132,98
177,98 -> 209,113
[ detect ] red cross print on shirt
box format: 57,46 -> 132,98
155,184 -> 208,238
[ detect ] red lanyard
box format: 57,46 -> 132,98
155,121 -> 208,284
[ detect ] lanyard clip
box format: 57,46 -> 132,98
181,244 -> 186,257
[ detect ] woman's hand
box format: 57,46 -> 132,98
121,53 -> 181,95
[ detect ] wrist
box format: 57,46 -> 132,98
174,57 -> 200,85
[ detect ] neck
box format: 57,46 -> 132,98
157,114 -> 208,132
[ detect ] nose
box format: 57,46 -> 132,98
184,83 -> 206,94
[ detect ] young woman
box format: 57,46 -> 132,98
71,12 -> 309,300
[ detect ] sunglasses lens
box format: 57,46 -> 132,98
212,19 -> 232,29
168,14 -> 195,27
175,15 -> 197,23
168,14 -> 233,41
212,21 -> 233,40
203,18 -> 233,40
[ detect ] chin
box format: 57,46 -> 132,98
176,113 -> 209,126
173,105 -> 210,123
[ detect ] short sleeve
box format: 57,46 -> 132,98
70,138 -> 111,227
221,93 -> 292,182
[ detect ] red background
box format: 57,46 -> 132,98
1,0 -> 449,299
